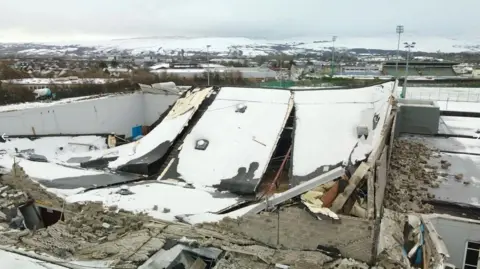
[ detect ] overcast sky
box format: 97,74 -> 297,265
0,0 -> 478,42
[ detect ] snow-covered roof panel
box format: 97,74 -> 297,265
66,182 -> 241,222
292,82 -> 394,184
160,87 -> 292,194
59,87 -> 212,175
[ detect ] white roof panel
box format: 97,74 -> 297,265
159,87 -> 292,194
292,82 -> 394,184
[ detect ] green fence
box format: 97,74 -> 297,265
258,80 -> 295,88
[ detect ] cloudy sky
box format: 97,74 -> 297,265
0,0 -> 478,42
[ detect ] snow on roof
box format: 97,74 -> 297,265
108,87 -> 212,169
292,82 -> 394,184
0,134 -> 243,221
439,116 -> 480,137
0,136 -> 110,197
436,101 -> 480,113
66,182 -> 241,222
2,77 -> 123,85
149,63 -> 170,70
159,87 -> 292,194
0,93 -> 116,113
50,88 -> 209,173
0,136 -> 108,163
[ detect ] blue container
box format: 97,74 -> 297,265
132,125 -> 142,138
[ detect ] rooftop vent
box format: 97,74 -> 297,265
356,125 -> 369,139
195,139 -> 209,150
235,103 -> 247,113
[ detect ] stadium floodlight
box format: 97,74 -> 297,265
401,42 -> 416,98
206,45 -> 211,86
331,36 -> 337,76
395,25 -> 404,74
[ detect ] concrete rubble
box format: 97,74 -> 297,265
384,140 -> 438,213
0,163 -> 377,268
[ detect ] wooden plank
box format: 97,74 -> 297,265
388,113 -> 398,169
374,147 -> 388,219
366,169 -> 375,219
330,163 -> 369,213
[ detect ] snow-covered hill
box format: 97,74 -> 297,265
58,35 -> 480,53
3,35 -> 480,57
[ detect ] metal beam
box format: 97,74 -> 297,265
246,167 -> 344,215
330,162 -> 370,213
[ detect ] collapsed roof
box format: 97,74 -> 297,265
0,82 -> 395,222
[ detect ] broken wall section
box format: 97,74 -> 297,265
218,207 -> 375,263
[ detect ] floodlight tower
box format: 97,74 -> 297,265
206,45 -> 211,85
401,42 -> 416,98
331,36 -> 337,76
395,25 -> 404,75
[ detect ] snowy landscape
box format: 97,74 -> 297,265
2,35 -> 480,57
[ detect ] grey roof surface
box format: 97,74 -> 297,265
400,135 -> 480,208
427,152 -> 480,207
438,116 -> 480,136
404,135 -> 480,155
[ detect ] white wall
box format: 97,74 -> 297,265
432,217 -> 480,268
0,93 -> 178,136
143,93 -> 179,125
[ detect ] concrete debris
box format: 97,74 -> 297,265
214,244 -> 334,269
1,165 -> 64,209
324,258 -> 373,269
376,209 -> 411,269
214,251 -> 270,269
385,140 -> 437,213
0,161 -> 373,268
440,160 -> 451,169
139,243 -> 221,269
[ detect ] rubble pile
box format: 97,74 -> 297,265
0,165 -> 167,264
385,140 -> 438,213
0,181 -> 29,224
0,163 -> 385,268
1,165 -> 64,208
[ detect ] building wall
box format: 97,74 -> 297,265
0,93 -> 177,136
431,217 -> 480,268
143,93 -> 178,125
395,101 -> 440,136
220,207 -> 375,263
